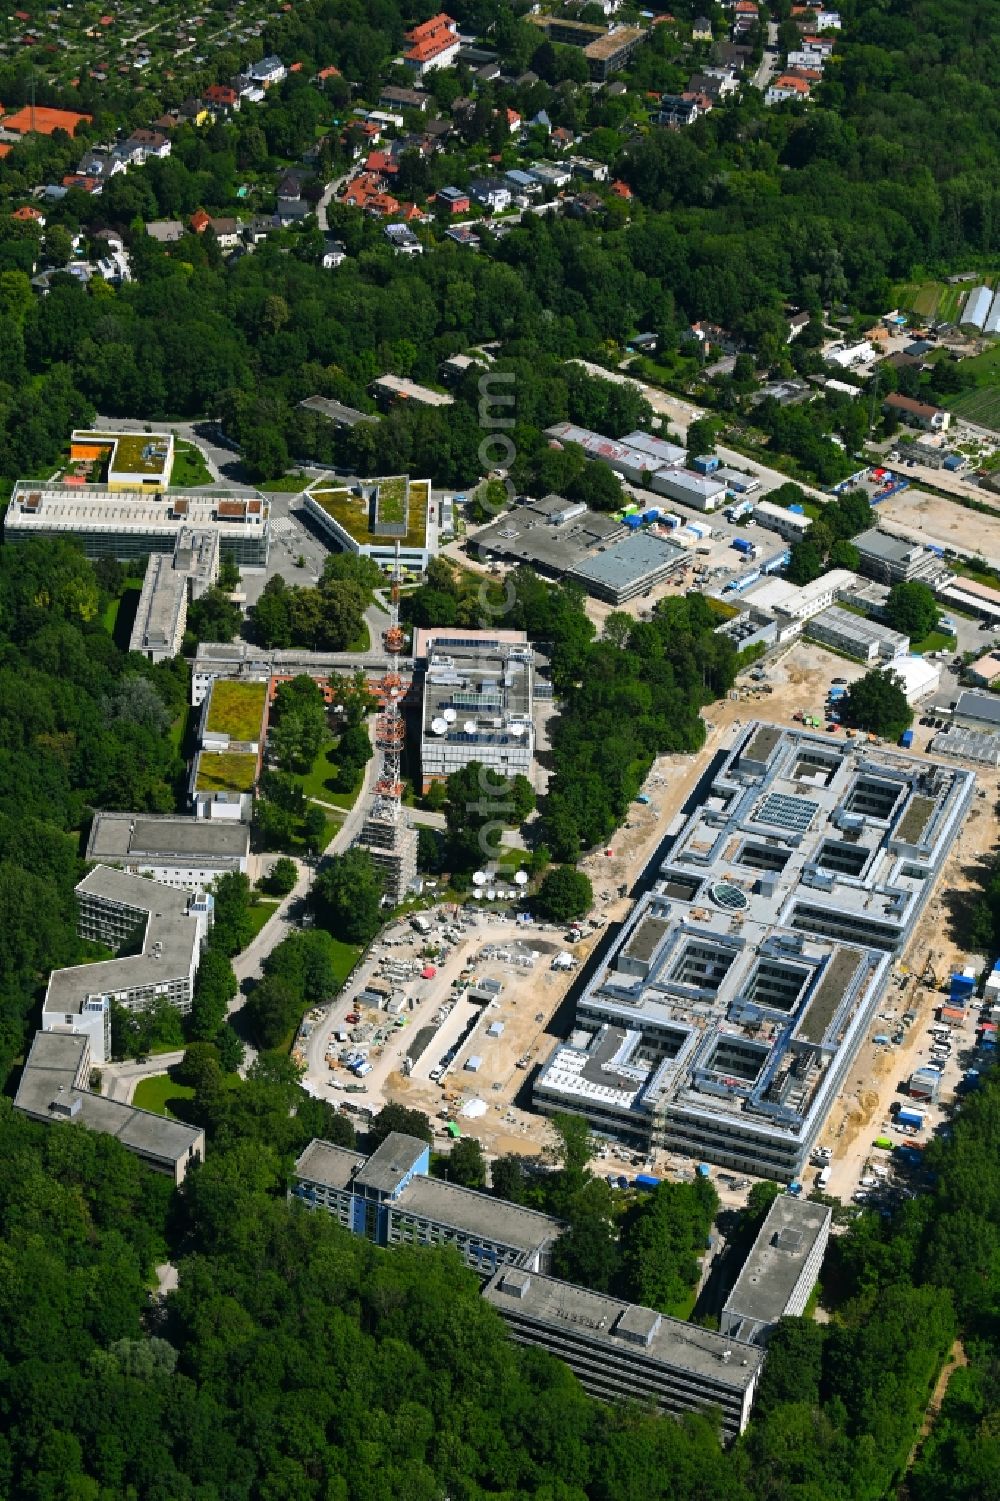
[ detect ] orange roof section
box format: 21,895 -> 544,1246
2,104 -> 91,136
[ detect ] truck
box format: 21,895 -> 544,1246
896,1107 -> 925,1130
899,729 -> 914,749
352,1061 -> 373,1078
817,1165 -> 832,1190
726,500 -> 754,522
410,915 -> 432,936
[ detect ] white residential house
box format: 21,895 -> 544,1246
468,178 -> 512,212
815,10 -> 841,28
250,55 -> 286,86
787,50 -> 825,70
384,223 -> 423,256
322,239 -> 347,268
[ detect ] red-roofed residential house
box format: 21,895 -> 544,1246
766,74 -> 811,102
404,13 -> 460,77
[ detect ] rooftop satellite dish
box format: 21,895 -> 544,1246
473,871 -> 487,887
443,708 -> 457,722
431,716 -> 448,735
486,889 -> 497,901
515,870 -> 529,886
474,889 -> 485,899
510,723 -> 526,737
463,720 -> 477,735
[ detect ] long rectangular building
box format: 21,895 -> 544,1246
534,723 -> 974,1178
804,605 -> 909,663
86,812 -> 250,890
5,481 -> 270,567
14,1031 -> 204,1184
720,1195 -> 831,1345
483,1267 -> 764,1440
292,1133 -> 561,1277
417,628 -> 536,790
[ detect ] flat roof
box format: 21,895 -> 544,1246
353,1131 -> 428,1193
956,691 -> 1000,726
87,812 -> 250,863
44,866 -> 201,1017
14,1031 -> 203,1165
485,1269 -> 764,1387
5,482 -> 268,535
724,1196 -> 830,1325
571,532 -> 686,589
854,528 -> 925,564
809,606 -> 909,650
584,24 -> 646,60
295,1138 -> 365,1189
205,678 -> 268,741
396,1173 -> 561,1250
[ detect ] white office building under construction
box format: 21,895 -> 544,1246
534,723 -> 973,1179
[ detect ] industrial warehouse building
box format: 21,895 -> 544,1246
473,493 -> 625,576
533,723 -> 973,1178
720,1196 -> 831,1345
415,627 -> 537,790
804,605 -> 910,663
570,531 -> 687,604
852,529 -> 942,586
4,481 -> 270,567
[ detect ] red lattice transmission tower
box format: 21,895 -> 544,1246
370,543 -> 406,823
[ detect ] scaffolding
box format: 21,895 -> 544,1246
357,544 -> 417,903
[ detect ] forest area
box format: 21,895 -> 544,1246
0,0 -> 994,486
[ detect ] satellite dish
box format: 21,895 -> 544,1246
510,723 -> 526,737
474,889 -> 485,899
473,871 -> 487,887
431,716 -> 447,735
515,870 -> 528,886
487,889 -> 497,901
463,720 -> 477,735
443,708 -> 457,722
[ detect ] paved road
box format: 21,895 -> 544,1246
102,1051 -> 185,1104
317,172 -> 351,233
753,24 -> 780,92
568,360 -> 829,504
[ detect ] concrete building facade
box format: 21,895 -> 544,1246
86,812 -> 250,890
484,1267 -> 764,1441
416,628 -> 536,790
5,481 -> 270,567
129,527 -> 219,662
291,1133 -> 561,1277
853,529 -> 941,586
533,723 -> 973,1178
804,605 -> 909,663
41,866 -> 212,1066
720,1195 -> 831,1345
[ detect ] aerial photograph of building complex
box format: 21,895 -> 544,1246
0,0 -> 998,1495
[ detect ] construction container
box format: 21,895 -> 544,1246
732,537 -> 754,555
900,729 -> 914,748
896,1107 -> 925,1129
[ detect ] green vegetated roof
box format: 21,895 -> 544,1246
196,750 -> 259,794
75,431 -> 172,476
376,475 -> 407,524
310,476 -> 429,549
205,679 -> 268,742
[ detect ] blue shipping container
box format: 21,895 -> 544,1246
900,729 -> 914,748
625,514 -> 643,530
642,509 -> 660,523
732,538 -> 754,554
634,1173 -> 661,1190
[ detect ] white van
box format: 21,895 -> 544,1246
817,1165 -> 832,1190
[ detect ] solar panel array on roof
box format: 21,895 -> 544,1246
754,792 -> 819,833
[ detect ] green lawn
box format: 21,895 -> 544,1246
911,629 -> 955,655
246,898 -> 280,942
292,735 -> 365,809
171,439 -> 214,487
132,1074 -> 196,1118
259,473 -> 312,493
